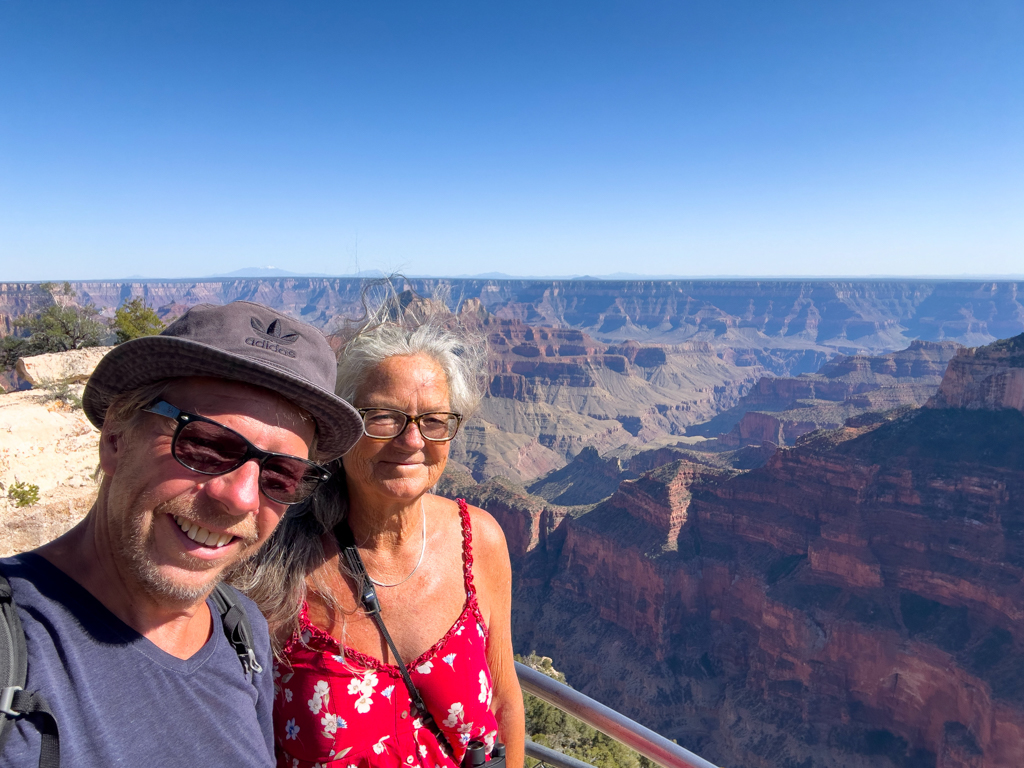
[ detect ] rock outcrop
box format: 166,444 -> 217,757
16,347 -> 114,387
928,335 -> 1024,412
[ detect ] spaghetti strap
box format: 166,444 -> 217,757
457,498 -> 476,597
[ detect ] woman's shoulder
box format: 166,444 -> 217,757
433,495 -> 508,553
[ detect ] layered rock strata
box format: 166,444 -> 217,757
512,334 -> 1024,768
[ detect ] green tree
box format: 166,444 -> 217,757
113,297 -> 165,343
1,336 -> 29,372
13,282 -> 106,353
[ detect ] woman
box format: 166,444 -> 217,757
240,290 -> 525,768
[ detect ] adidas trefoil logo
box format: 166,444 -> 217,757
250,317 -> 299,345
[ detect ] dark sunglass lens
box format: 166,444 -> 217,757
175,421 -> 248,473
260,457 -> 321,504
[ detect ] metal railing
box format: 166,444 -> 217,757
516,662 -> 718,768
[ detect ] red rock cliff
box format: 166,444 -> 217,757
513,335 -> 1024,768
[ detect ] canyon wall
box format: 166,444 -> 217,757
3,278 -> 1023,355
502,334 -> 1024,768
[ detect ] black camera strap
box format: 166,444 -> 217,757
333,521 -> 456,760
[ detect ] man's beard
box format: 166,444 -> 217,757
122,494 -> 261,607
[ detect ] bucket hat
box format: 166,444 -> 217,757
83,301 -> 361,460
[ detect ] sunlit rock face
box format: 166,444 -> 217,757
928,335 -> 1024,413
509,335 -> 1024,768
450,315 -> 766,482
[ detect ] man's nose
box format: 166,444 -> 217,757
203,460 -> 262,515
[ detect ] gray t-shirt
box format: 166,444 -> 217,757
0,553 -> 275,767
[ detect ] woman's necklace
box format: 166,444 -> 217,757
363,498 -> 427,588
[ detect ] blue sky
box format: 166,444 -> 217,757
1,1 -> 1021,280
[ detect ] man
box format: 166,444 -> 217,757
0,301 -> 362,766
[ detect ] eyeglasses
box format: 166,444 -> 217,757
143,400 -> 331,505
357,408 -> 462,442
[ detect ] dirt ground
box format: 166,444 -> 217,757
0,387 -> 98,556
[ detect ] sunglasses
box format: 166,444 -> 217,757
143,400 -> 330,505
357,408 -> 462,442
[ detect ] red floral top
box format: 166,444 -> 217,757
273,499 -> 499,768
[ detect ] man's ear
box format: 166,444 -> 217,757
98,424 -> 123,476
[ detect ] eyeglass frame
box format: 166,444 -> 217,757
142,400 -> 331,505
356,408 -> 463,442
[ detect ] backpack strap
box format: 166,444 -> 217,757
210,583 -> 263,678
0,572 -> 60,768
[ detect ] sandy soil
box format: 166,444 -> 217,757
0,387 -> 98,556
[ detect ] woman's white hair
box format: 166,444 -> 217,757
333,280 -> 487,418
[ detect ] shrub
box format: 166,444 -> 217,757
7,480 -> 40,508
517,652 -> 655,768
113,297 -> 165,343
37,362 -> 84,409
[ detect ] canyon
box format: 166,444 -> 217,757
441,333 -> 1024,768
2,279 -> 1023,766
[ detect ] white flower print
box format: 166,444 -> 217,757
416,661 -> 433,674
354,693 -> 373,714
321,714 -> 347,739
443,702 -> 465,728
458,722 -> 474,735
308,679 -> 331,714
347,670 -> 378,698
372,736 -> 390,755
483,731 -> 497,749
419,745 -> 428,758
284,688 -> 293,703
478,671 -> 490,704
476,623 -> 485,638
285,718 -> 300,740
442,653 -> 457,668
322,713 -> 339,737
